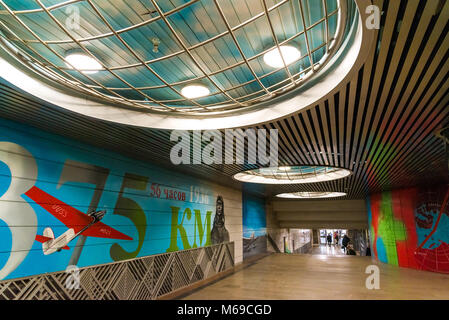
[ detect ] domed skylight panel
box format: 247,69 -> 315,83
233,166 -> 351,184
0,0 -> 345,115
276,191 -> 347,198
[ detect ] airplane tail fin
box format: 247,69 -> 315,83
34,227 -> 55,254
35,228 -> 70,255
42,227 -> 54,253
43,227 -> 55,240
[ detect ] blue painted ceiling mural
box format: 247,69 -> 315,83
0,0 -> 345,113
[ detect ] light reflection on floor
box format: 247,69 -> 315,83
311,244 -> 346,256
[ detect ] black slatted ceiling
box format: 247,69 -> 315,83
0,0 -> 447,200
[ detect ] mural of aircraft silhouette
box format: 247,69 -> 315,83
25,186 -> 133,255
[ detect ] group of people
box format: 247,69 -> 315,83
326,232 -> 356,255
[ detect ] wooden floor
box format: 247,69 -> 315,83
182,251 -> 449,300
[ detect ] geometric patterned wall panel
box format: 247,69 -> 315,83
0,242 -> 234,300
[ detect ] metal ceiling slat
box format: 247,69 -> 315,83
376,135 -> 448,189
297,111 -> 321,165
326,95 -> 339,167
337,83 -> 346,168
259,122 -> 297,165
368,89 -> 449,186
366,0 -> 442,171
370,77 -> 449,185
302,109 -> 326,165
353,0 -> 400,171
317,101 -> 334,166
348,1 -> 382,194
309,106 -> 329,166
364,36 -> 449,183
361,5 -> 406,177
272,121 -> 305,164
362,0 -> 421,172
345,78 -> 356,171
348,0 -> 432,195
347,68 -> 365,176
285,116 -> 314,164
291,113 -> 319,164
373,99 -> 449,187
279,119 -> 309,164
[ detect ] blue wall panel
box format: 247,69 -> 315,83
0,118 -> 228,280
242,193 -> 267,259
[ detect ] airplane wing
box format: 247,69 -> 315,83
81,222 -> 132,240
35,235 -> 70,250
25,186 -> 132,241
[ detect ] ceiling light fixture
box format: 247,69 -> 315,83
151,37 -> 160,53
65,52 -> 102,74
181,84 -> 210,99
233,166 -> 352,184
263,45 -> 301,68
276,192 -> 347,199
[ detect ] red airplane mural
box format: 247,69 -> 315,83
25,186 -> 132,255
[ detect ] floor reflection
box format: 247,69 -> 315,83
311,244 -> 346,256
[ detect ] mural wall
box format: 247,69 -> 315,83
242,193 -> 267,259
368,184 -> 449,273
0,118 -> 242,280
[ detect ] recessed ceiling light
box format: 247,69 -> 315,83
233,166 -> 351,184
263,45 -> 301,68
181,84 -> 210,99
276,192 -> 347,199
65,52 -> 102,74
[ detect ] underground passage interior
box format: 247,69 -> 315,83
0,0 -> 448,303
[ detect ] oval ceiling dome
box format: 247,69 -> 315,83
0,0 -> 370,129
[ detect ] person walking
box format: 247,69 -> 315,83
334,232 -> 339,245
326,233 -> 332,246
342,234 -> 350,252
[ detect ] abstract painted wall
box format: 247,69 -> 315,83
0,118 -> 242,280
368,184 -> 449,273
242,193 -> 267,259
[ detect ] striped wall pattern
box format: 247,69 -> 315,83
0,0 -> 447,200
0,241 -> 234,300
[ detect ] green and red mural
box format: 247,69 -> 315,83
368,184 -> 449,273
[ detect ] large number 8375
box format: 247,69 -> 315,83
58,160 -> 148,262
0,146 -> 148,280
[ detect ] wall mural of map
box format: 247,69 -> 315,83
242,194 -> 267,259
368,184 -> 449,273
0,118 -> 229,280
